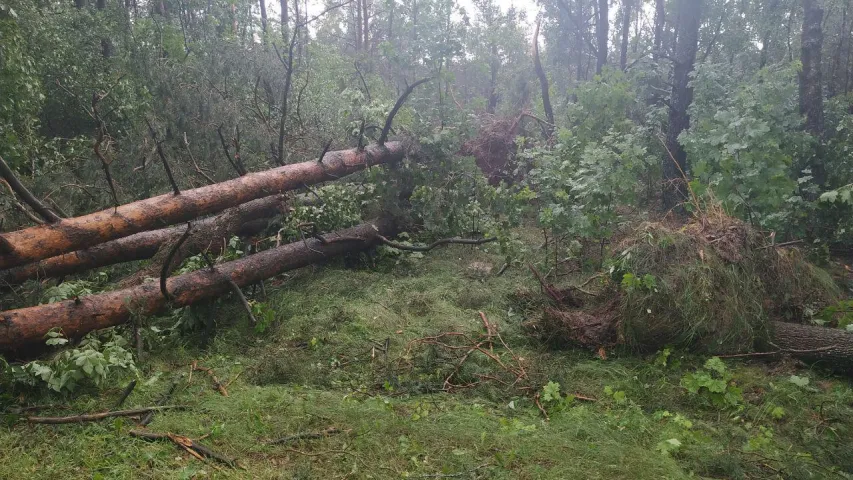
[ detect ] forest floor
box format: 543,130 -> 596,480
1,233 -> 852,479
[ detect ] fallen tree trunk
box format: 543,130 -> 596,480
0,194 -> 297,286
0,220 -> 395,353
770,321 -> 853,373
0,142 -> 403,269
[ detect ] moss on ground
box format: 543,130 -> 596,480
1,237 -> 852,479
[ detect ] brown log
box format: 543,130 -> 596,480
0,195 -> 290,286
770,321 -> 853,373
0,220 -> 395,352
0,142 -> 404,269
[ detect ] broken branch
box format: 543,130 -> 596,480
0,155 -> 61,223
26,406 -> 184,424
377,235 -> 496,252
378,77 -> 432,145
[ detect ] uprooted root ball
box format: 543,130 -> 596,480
530,212 -> 841,354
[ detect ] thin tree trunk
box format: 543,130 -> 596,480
259,0 -> 268,38
620,0 -> 632,70
362,0 -> 369,52
829,0 -> 848,97
799,0 -> 827,187
595,0 -> 608,74
662,0 -> 702,212
487,43 -> 499,114
280,0 -> 289,41
0,221 -> 397,352
653,0 -> 665,60
533,20 -> 555,136
355,0 -> 362,50
0,143 -> 405,269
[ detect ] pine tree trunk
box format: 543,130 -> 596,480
0,220 -> 396,353
0,195 -> 316,286
0,143 -> 404,270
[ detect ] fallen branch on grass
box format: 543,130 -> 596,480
114,380 -> 137,408
191,361 -> 229,396
377,235 -> 496,252
129,430 -> 236,467
26,406 -> 183,424
268,427 -> 342,445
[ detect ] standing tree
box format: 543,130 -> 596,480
799,0 -> 827,188
620,0 -> 632,70
662,0 -> 702,211
595,0 -> 608,73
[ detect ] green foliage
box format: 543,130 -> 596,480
40,273 -> 108,304
680,357 -> 743,410
683,64 -> 816,234
815,300 -> 853,330
2,330 -> 137,393
284,183 -> 376,237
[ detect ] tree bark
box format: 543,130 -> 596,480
280,0 -> 289,41
259,0 -> 268,37
595,0 -> 609,74
770,321 -> 853,373
0,220 -> 396,353
620,0 -> 632,70
362,0 -> 369,52
653,0 -> 665,60
533,20 -> 555,137
0,143 -> 404,270
662,0 -> 702,212
799,0 -> 827,187
0,195 -> 314,286
487,43 -> 499,114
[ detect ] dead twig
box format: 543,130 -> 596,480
26,406 -> 183,424
146,119 -> 182,195
191,361 -> 229,396
161,223 -> 193,301
377,235 -> 496,252
129,430 -> 236,467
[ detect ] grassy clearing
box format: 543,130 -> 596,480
2,237 -> 852,479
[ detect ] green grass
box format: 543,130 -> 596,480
2,240 -> 852,479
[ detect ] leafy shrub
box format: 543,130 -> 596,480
680,357 -> 743,410
2,330 -> 137,393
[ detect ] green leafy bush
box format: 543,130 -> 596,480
680,357 -> 743,410
2,330 -> 137,393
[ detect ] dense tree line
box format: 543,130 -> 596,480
1,0 -> 853,282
